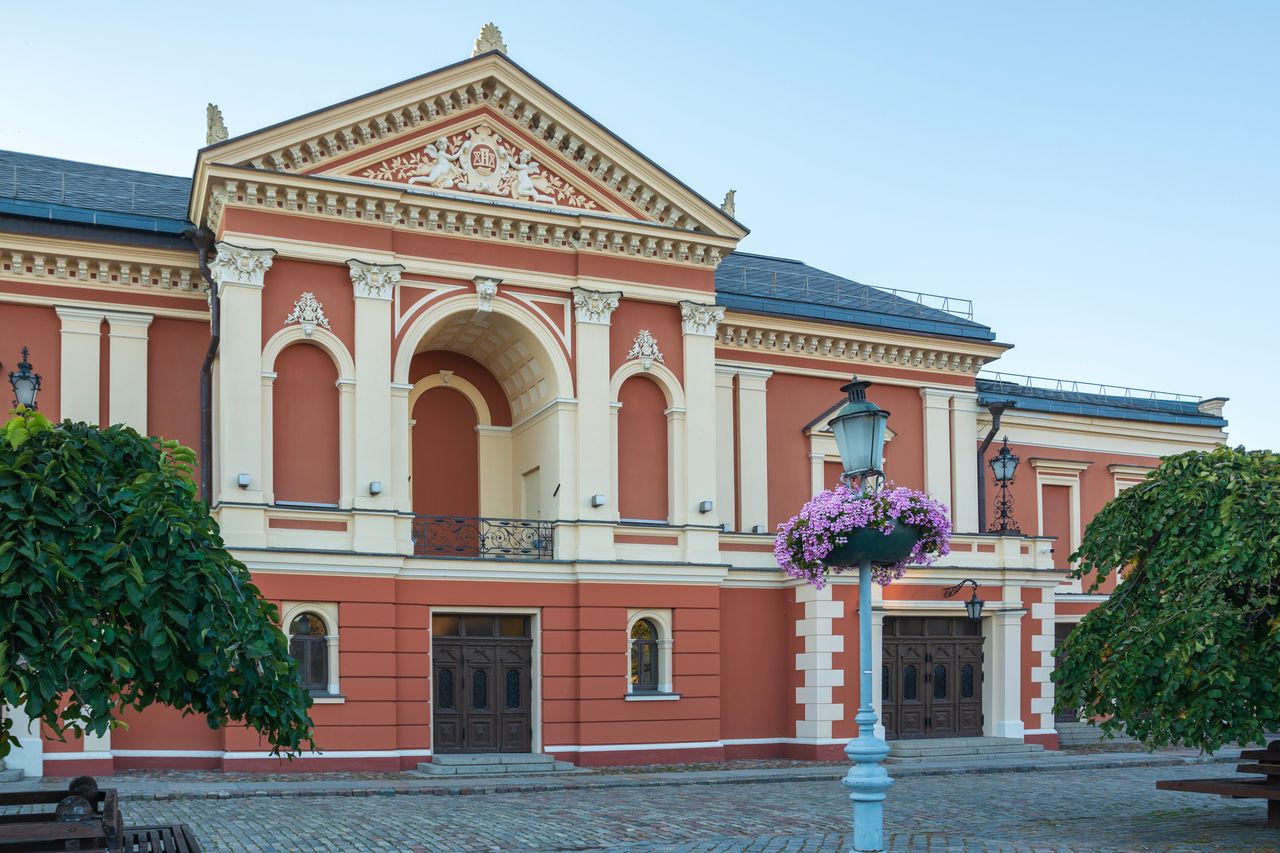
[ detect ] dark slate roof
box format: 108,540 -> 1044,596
715,251 -> 996,342
0,149 -> 192,236
977,377 -> 1228,428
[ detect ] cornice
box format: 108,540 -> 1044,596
193,55 -> 745,240
201,166 -> 734,271
0,238 -> 205,297
716,312 -> 1006,377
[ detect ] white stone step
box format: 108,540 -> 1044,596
417,753 -> 576,776
887,737 -> 1043,762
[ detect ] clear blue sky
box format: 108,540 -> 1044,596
2,2 -> 1275,447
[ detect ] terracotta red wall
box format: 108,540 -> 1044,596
412,386 -> 478,516
273,343 -> 340,504
1041,485 -> 1072,568
147,318 -> 203,451
617,375 -> 668,521
766,374 -> 925,526
0,303 -> 60,420
261,259 -> 355,351
720,588 -> 789,741
408,351 -> 512,426
609,299 -> 684,381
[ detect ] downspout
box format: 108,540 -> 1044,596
183,226 -> 218,505
976,401 -> 1015,533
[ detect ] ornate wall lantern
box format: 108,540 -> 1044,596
943,578 -> 985,621
8,347 -> 41,410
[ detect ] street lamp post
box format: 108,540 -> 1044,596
829,377 -> 893,853
8,347 -> 41,410
988,437 -> 1020,533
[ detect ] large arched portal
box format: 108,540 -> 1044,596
395,296 -> 572,557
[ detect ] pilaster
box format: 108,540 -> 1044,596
209,242 -> 274,547
55,306 -> 105,423
919,388 -> 953,510
735,366 -> 771,533
714,366 -> 737,531
679,301 -> 724,562
986,600 -> 1026,739
950,389 -> 980,532
571,287 -> 620,560
104,311 -> 153,431
348,259 -> 403,553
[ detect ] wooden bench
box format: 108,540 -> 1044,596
1156,739 -> 1280,828
0,777 -> 201,852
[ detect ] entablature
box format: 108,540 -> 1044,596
0,234 -> 206,302
715,312 -> 1008,378
202,166 -> 736,273
980,409 -> 1227,457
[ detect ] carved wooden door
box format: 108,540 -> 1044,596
432,614 -> 533,754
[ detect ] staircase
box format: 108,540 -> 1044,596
886,736 -> 1044,766
1056,719 -> 1137,748
417,753 -> 577,777
0,760 -> 20,783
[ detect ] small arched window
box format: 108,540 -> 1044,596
289,612 -> 329,693
631,618 -> 659,692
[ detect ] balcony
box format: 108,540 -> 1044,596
411,515 -> 555,561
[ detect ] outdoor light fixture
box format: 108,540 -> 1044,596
751,524 -> 766,534
988,436 -> 1021,533
589,493 -> 606,508
8,346 -> 41,410
237,473 -> 251,489
943,579 -> 985,622
829,376 -> 889,484
698,500 -> 714,514
369,481 -> 384,496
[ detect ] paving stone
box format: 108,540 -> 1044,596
72,763 -> 1277,852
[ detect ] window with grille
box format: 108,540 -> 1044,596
289,612 -> 329,693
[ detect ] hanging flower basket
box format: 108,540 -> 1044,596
774,484 -> 952,588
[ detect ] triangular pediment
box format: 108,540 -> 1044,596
195,51 -> 745,237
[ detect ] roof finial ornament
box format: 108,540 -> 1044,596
206,103 -> 228,145
721,189 -> 736,218
473,23 -> 507,57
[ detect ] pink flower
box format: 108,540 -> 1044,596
773,483 -> 952,588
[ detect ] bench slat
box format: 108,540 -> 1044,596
1158,777 -> 1280,800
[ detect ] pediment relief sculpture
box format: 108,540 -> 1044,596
354,123 -> 600,211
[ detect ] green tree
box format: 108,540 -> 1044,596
0,409 -> 313,759
1053,446 -> 1280,752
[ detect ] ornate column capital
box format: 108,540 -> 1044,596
679,300 -> 725,337
571,287 -> 621,325
348,259 -> 404,300
210,242 -> 275,290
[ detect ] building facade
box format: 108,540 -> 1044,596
0,30 -> 1227,777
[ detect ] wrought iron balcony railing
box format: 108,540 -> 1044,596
411,515 -> 555,560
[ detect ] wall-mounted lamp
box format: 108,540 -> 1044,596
589,494 -> 607,508
943,578 -> 985,621
237,473 -> 251,489
8,346 -> 41,410
751,524 -> 766,534
698,500 -> 714,514
369,481 -> 384,496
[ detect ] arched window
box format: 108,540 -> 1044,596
630,618 -> 659,692
289,612 -> 329,693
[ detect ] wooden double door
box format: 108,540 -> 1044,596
882,616 -> 983,740
432,614 -> 533,754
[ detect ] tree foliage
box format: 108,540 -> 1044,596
1053,446 -> 1280,752
0,409 -> 313,759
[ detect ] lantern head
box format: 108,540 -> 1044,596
829,377 -> 891,481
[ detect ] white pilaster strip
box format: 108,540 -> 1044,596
105,312 -> 153,432
55,306 -> 105,423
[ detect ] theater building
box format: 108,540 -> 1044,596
0,27 -> 1227,777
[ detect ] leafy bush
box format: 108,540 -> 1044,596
0,409 -> 313,759
1053,446 -> 1280,752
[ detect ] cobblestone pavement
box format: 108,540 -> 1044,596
114,763 -> 1277,853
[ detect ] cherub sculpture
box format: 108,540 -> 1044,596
407,138 -> 463,189
507,149 -> 556,204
